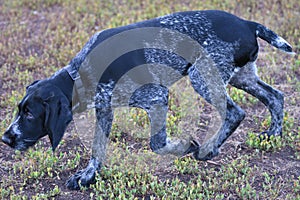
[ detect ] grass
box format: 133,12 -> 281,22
0,0 -> 299,199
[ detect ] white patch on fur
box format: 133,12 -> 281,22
11,116 -> 22,136
275,36 -> 296,55
276,36 -> 290,47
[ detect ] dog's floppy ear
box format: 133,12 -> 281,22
44,92 -> 72,151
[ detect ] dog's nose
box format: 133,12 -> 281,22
2,132 -> 14,147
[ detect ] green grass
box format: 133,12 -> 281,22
0,0 -> 299,199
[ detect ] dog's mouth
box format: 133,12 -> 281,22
23,138 -> 38,143
19,138 -> 39,149
23,138 -> 38,144
8,138 -> 39,151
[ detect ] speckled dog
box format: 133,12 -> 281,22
2,10 -> 294,190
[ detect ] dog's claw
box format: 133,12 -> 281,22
66,172 -> 81,190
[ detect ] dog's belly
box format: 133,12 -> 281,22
110,60 -> 187,108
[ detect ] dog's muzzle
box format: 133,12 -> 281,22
2,131 -> 16,147
2,129 -> 18,148
2,129 -> 37,150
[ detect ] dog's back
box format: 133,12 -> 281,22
70,10 -> 293,87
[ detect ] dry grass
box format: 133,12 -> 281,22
0,0 -> 299,199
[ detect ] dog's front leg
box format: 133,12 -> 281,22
66,107 -> 113,190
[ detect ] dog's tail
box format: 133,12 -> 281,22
248,21 -> 295,54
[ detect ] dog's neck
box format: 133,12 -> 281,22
51,69 -> 74,104
52,65 -> 93,113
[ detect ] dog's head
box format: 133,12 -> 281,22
2,80 -> 72,151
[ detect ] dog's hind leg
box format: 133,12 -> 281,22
129,84 -> 199,157
66,106 -> 113,190
229,62 -> 284,136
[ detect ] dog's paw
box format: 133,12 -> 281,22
194,149 -> 219,161
184,140 -> 200,155
192,144 -> 219,161
66,157 -> 100,190
66,167 -> 97,190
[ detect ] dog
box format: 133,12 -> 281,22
2,10 -> 294,190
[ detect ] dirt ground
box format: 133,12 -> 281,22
0,1 -> 299,199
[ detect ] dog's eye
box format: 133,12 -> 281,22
26,112 -> 34,119
24,108 -> 34,119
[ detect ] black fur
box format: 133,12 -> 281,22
2,10 -> 293,190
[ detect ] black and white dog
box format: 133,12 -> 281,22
2,10 -> 294,190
